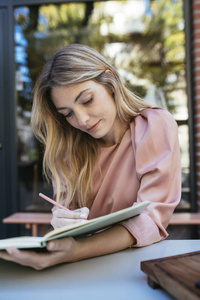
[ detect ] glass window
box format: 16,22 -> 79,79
14,0 -> 188,214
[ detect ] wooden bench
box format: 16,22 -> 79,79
169,212 -> 200,225
2,212 -> 200,237
2,213 -> 52,236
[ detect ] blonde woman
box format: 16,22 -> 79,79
0,44 -> 181,269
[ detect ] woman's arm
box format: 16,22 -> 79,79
0,225 -> 135,270
64,224 -> 136,261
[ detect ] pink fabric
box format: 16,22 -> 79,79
89,108 -> 181,247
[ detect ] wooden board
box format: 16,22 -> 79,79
169,213 -> 200,225
141,251 -> 200,300
3,212 -> 51,224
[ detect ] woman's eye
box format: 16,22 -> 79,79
84,97 -> 93,105
64,111 -> 73,118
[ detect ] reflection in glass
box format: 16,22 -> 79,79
14,0 -> 188,214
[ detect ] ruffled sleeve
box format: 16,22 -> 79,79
121,108 -> 181,247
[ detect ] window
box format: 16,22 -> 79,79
14,0 -> 189,214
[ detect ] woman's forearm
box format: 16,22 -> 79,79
0,225 -> 136,270
68,225 -> 136,262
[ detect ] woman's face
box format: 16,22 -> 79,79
51,80 -> 126,146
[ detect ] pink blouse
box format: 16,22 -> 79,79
89,107 -> 181,247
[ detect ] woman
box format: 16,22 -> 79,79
0,44 -> 181,269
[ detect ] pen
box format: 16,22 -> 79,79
39,192 -> 69,211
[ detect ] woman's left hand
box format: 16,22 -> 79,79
0,225 -> 135,270
0,237 -> 77,270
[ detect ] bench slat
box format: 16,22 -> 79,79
169,213 -> 200,225
2,212 -> 200,237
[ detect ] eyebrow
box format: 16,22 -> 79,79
56,88 -> 90,111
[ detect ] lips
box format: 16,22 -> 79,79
87,120 -> 101,132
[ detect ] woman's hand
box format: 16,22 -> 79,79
0,225 -> 135,270
51,207 -> 90,229
0,237 -> 77,270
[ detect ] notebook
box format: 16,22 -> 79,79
0,201 -> 150,249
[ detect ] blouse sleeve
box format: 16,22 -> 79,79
121,108 -> 181,247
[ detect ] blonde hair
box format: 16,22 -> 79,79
31,44 -> 150,208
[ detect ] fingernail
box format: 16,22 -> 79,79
47,242 -> 55,251
6,248 -> 14,255
80,214 -> 87,219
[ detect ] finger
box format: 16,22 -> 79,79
1,247 -> 43,269
0,250 -> 14,261
1,247 -> 73,270
80,207 -> 90,218
53,208 -> 87,219
51,206 -> 57,212
51,216 -> 86,229
74,207 -> 90,219
4,247 -> 55,270
47,237 -> 74,252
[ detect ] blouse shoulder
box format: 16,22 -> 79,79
132,107 -> 177,132
130,107 -> 180,179
130,107 -> 178,144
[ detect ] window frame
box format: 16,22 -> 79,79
0,0 -> 196,237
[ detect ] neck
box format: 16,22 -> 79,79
98,122 -> 129,147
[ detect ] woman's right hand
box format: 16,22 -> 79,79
51,207 -> 90,229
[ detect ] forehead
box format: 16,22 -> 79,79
51,81 -> 104,110
51,80 -> 105,103
52,81 -> 95,96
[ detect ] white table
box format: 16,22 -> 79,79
0,240 -> 200,300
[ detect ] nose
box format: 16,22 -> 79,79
75,108 -> 90,127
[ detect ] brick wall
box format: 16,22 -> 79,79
192,0 -> 200,212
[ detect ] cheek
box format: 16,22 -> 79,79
66,118 -> 77,129
106,103 -> 117,119
100,97 -> 116,115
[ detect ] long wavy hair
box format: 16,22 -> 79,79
31,44 -> 150,208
